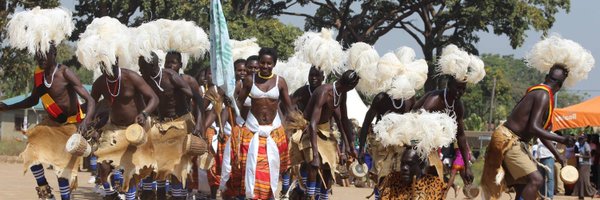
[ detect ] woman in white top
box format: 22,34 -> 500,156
236,48 -> 295,199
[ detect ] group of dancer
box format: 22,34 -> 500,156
1,6 -> 596,200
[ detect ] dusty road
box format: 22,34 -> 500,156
0,162 -> 583,199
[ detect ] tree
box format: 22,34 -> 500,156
395,0 -> 570,91
0,1 -> 60,99
279,0 -> 434,48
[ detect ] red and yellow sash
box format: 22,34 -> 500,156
34,67 -> 85,124
526,84 -> 554,130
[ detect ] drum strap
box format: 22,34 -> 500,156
34,66 -> 85,124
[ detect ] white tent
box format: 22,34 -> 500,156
346,89 -> 368,125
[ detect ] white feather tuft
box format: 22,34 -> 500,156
130,22 -> 164,62
76,17 -> 133,76
345,42 -> 381,96
405,59 -> 429,90
294,28 -> 344,76
152,19 -> 210,59
374,109 -> 457,159
525,34 -> 595,87
181,53 -> 190,72
373,112 -> 419,147
231,38 -> 260,61
7,6 -> 74,55
467,55 -> 486,84
412,110 -> 458,159
495,169 -> 505,185
387,75 -> 415,100
272,55 -> 312,94
394,46 -> 416,64
378,46 -> 429,99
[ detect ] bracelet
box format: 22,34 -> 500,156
141,111 -> 149,119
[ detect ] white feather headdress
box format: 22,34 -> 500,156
294,28 -> 345,76
345,42 -> 381,96
151,19 -> 210,59
130,20 -> 194,74
526,34 -> 595,87
76,17 -> 132,76
231,38 -> 260,61
437,44 -> 486,84
7,6 -> 74,56
373,109 -> 457,159
384,46 -> 429,100
273,55 -> 312,94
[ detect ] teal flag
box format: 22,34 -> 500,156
210,0 -> 238,115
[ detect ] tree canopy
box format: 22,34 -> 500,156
281,0 -> 570,91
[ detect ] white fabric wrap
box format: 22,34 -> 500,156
244,112 -> 281,198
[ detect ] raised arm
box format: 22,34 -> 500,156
0,83 -> 40,111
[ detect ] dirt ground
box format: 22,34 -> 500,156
0,162 -> 584,199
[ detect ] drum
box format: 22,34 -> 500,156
125,124 -> 146,146
462,184 -> 480,199
561,165 -> 579,185
66,133 -> 89,156
83,143 -> 92,157
184,135 -> 208,156
350,161 -> 368,178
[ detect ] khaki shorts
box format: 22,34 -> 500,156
503,141 -> 537,184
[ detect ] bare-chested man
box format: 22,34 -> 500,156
90,61 -> 159,200
236,48 -> 295,199
482,64 -> 575,200
286,66 -> 325,198
138,52 -> 205,200
356,91 -> 415,199
379,146 -> 448,199
165,52 -> 204,112
412,77 -> 474,183
3,8 -> 95,200
357,92 -> 415,160
299,70 -> 360,199
0,44 -> 96,200
291,66 -> 325,112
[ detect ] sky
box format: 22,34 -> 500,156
58,0 -> 599,98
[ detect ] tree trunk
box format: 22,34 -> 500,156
423,46 -> 437,92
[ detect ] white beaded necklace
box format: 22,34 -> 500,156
333,81 -> 341,107
151,68 -> 164,92
391,96 -> 404,109
43,64 -> 59,88
444,88 -> 456,116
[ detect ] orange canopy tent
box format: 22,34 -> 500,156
552,96 -> 600,131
